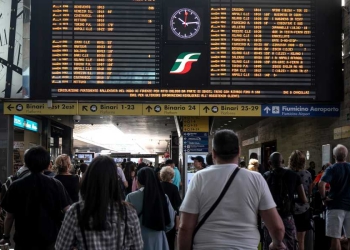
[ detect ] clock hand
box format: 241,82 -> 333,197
178,17 -> 185,24
184,22 -> 199,25
184,10 -> 188,27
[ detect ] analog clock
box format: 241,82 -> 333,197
170,8 -> 201,39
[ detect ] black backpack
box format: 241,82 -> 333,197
1,169 -> 30,202
267,169 -> 293,216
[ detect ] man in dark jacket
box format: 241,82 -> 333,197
0,147 -> 71,250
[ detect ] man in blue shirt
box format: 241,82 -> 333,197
320,144 -> 350,250
166,159 -> 181,190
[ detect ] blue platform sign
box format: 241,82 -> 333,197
183,132 -> 209,153
261,104 -> 340,117
14,115 -> 39,132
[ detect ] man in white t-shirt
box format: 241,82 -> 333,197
178,129 -> 286,250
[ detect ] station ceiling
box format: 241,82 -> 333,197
66,115 -> 266,154
72,116 -> 176,154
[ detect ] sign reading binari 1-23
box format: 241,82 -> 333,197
29,0 -> 342,102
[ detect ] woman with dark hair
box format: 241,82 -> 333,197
55,156 -> 143,250
54,154 -> 79,203
124,161 -> 136,195
126,167 -> 175,250
289,150 -> 312,250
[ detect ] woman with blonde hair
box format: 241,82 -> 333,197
160,167 -> 182,250
248,159 -> 259,172
54,154 -> 80,203
288,150 -> 312,250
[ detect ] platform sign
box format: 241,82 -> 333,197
143,104 -> 200,116
4,102 -> 77,115
261,104 -> 340,117
183,117 -> 209,132
79,103 -> 143,115
200,104 -> 261,116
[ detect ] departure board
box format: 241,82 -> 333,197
51,0 -> 160,85
210,0 -> 314,86
29,0 -> 342,101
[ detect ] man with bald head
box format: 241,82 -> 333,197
263,152 -> 307,250
320,144 -> 350,250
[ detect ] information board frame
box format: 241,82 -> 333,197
29,0 -> 342,102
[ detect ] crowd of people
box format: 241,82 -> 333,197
0,129 -> 349,250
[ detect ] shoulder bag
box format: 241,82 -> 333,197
191,167 -> 241,248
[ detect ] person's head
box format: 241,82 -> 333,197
206,153 -> 214,166
250,152 -> 258,160
321,162 -> 332,171
24,146 -> 50,173
79,163 -> 88,174
80,156 -> 123,230
136,162 -> 147,174
333,144 -> 348,162
288,150 -> 306,171
124,161 -> 136,179
149,162 -> 153,166
191,156 -> 205,170
309,161 -> 315,169
55,154 -> 72,174
79,159 -> 84,164
248,159 -> 259,171
160,166 -> 174,183
165,159 -> 175,168
212,130 -> 240,164
239,160 -> 246,168
137,167 -> 171,231
269,152 -> 283,169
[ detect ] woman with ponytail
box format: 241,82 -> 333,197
126,167 -> 175,250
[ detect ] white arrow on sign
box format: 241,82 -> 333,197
264,107 -> 271,114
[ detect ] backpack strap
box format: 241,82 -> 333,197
18,169 -> 30,179
192,167 -> 241,242
76,204 -> 88,250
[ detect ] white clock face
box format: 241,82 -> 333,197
170,8 -> 201,39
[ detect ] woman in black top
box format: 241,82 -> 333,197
160,166 -> 182,250
123,161 -> 136,195
54,154 -> 80,203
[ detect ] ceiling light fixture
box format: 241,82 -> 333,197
228,121 -> 232,123
233,118 -> 237,120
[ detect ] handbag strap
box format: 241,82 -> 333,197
192,167 -> 241,240
76,204 -> 89,250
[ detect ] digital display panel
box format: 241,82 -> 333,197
51,0 -> 160,85
210,0 -> 314,87
30,0 -> 342,102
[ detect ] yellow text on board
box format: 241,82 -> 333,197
183,117 -> 209,132
143,104 -> 200,116
4,102 -> 77,115
199,104 -> 261,117
79,103 -> 143,115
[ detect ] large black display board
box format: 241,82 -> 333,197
29,0 -> 342,102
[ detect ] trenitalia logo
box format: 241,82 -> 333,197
170,52 -> 201,74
